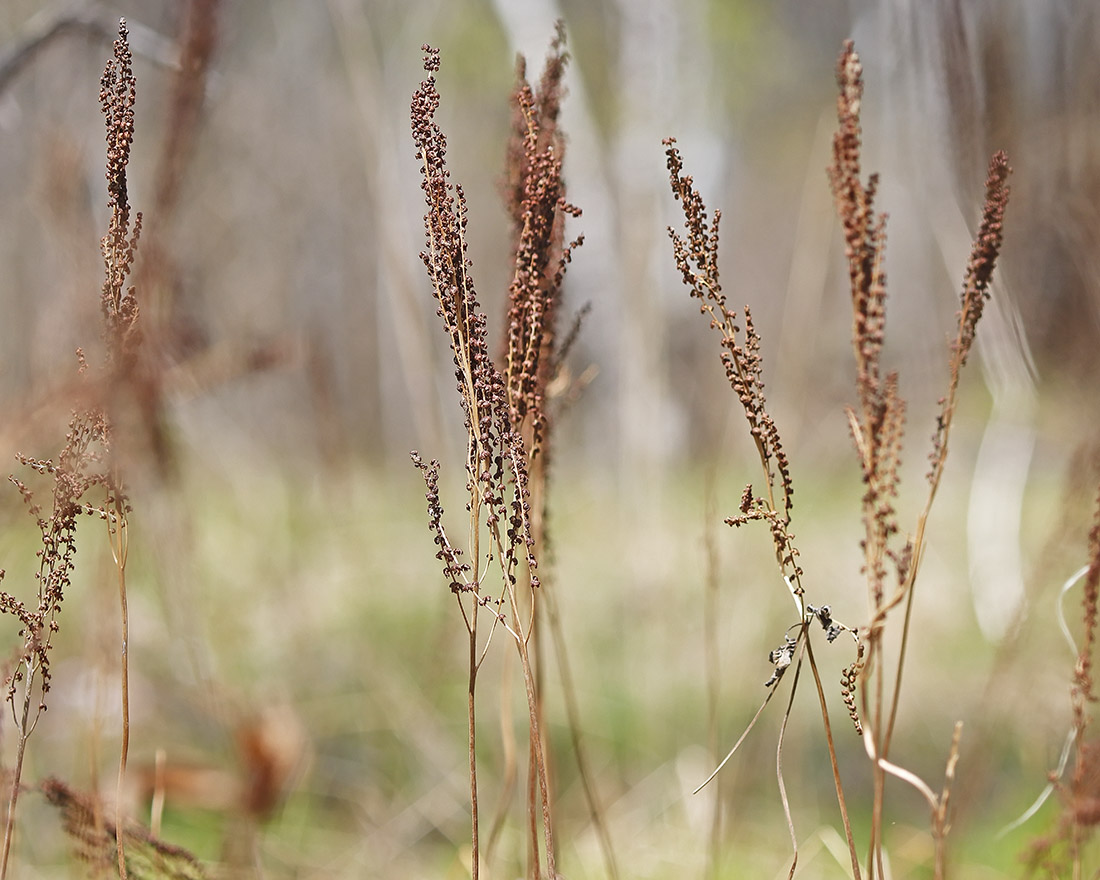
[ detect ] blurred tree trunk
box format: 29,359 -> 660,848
328,0 -> 445,458
610,0 -> 678,489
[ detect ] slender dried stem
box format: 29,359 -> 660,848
412,38 -> 575,876
468,643 -> 480,880
826,40 -> 1009,875
0,697 -> 33,879
703,483 -> 723,879
110,503 -> 130,879
665,134 -> 860,877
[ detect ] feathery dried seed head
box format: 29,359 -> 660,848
99,19 -> 143,367
501,24 -> 583,462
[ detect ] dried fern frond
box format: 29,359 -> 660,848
42,778 -> 209,880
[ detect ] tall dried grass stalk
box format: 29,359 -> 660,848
664,132 -> 861,880
410,22 -> 604,877
411,36 -> 576,877
665,38 -> 1010,880
0,19 -> 143,878
498,26 -> 617,880
99,21 -> 142,877
828,40 -> 1009,879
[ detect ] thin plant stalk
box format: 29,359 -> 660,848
412,42 -> 562,877
703,482 -> 723,880
1,682 -> 35,879
468,633 -> 480,880
541,572 -> 619,880
150,748 -> 167,837
827,40 -> 1009,875
776,641 -> 807,880
664,134 -> 861,876
805,637 -> 862,880
485,658 -> 516,865
496,501 -> 556,878
99,20 -> 142,872
109,501 -> 130,879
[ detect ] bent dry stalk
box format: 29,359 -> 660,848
664,133 -> 862,880
828,39 -> 1010,880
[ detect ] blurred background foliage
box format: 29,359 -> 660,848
0,0 -> 1098,877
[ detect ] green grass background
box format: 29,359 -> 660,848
0,400 -> 1092,878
